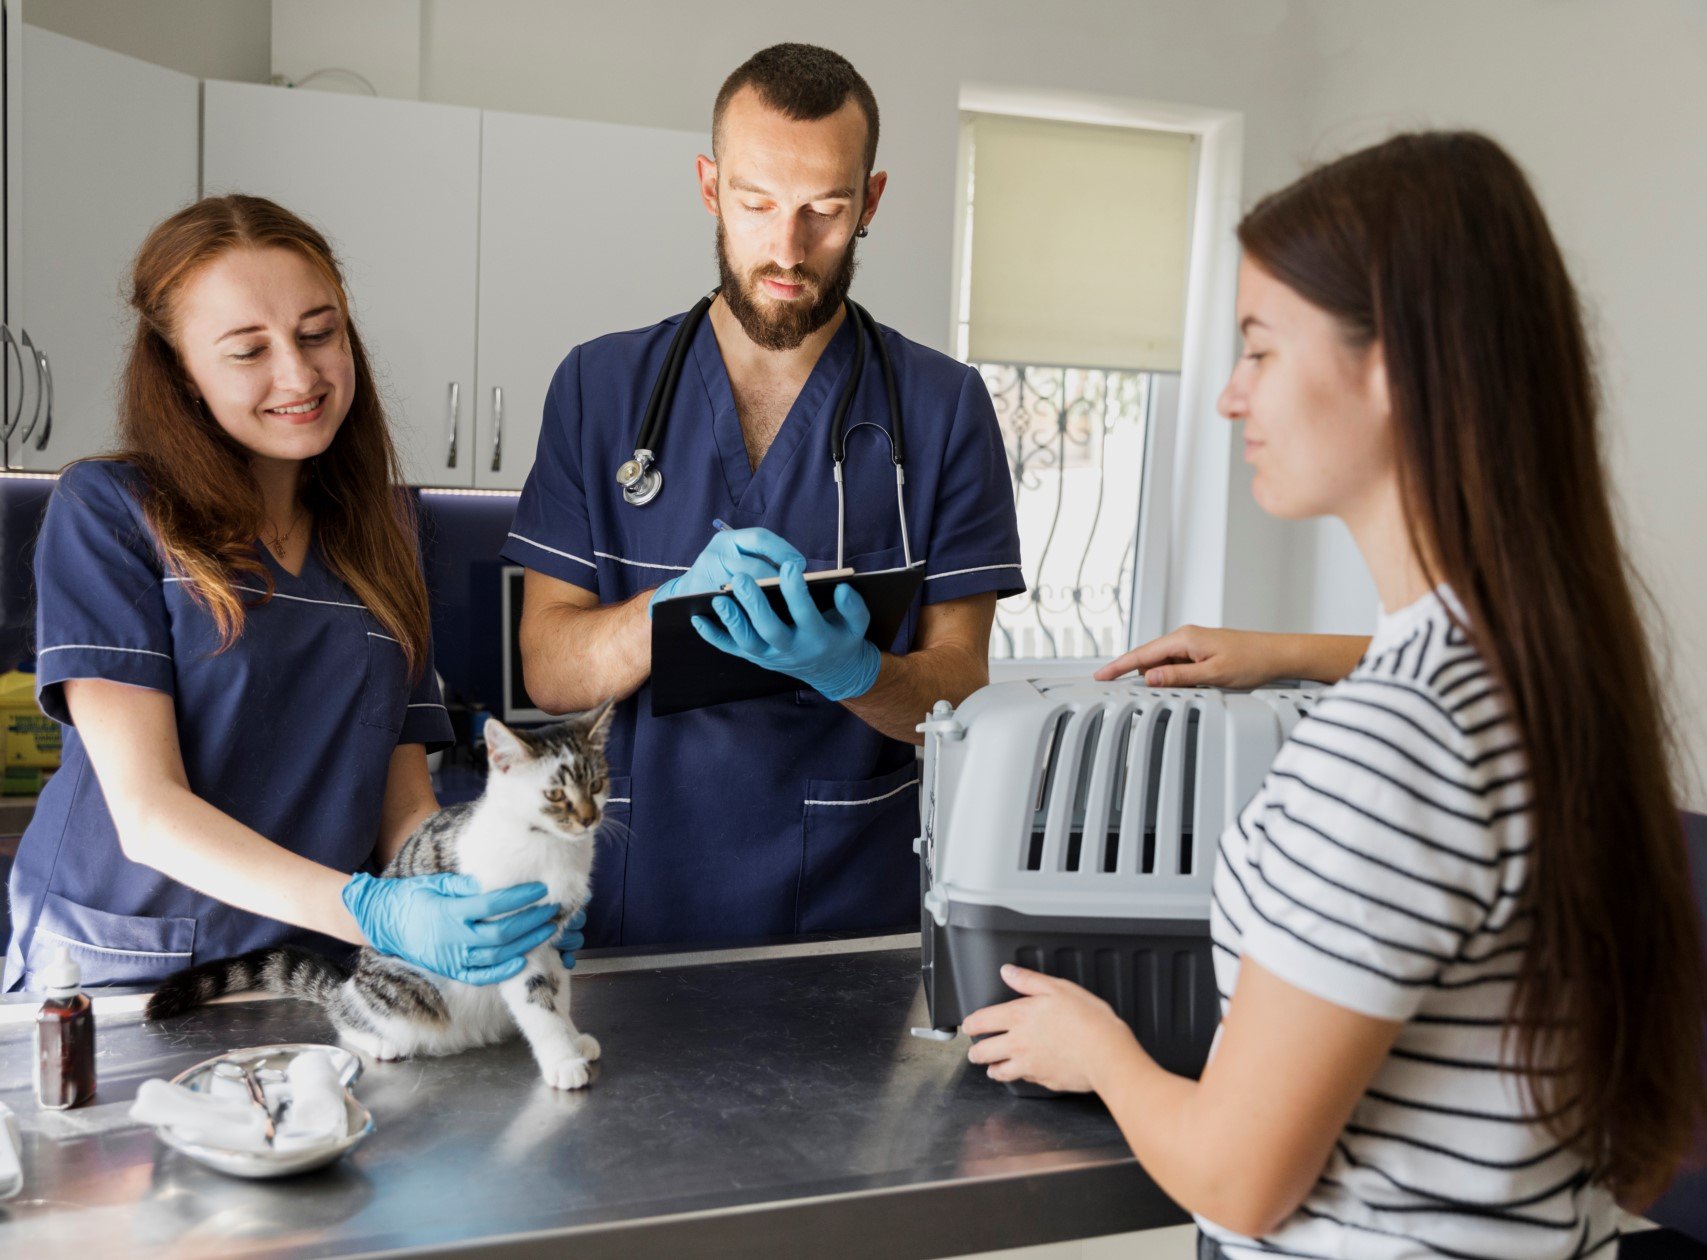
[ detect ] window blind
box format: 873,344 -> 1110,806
966,113 -> 1194,372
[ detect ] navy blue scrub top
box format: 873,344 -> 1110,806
3,460 -> 453,992
501,309 -> 1023,949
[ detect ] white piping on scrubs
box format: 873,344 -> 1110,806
803,778 -> 919,808
924,563 -> 1024,583
592,550 -> 689,572
34,927 -> 192,960
37,643 -> 172,660
506,533 -> 596,569
162,575 -> 368,611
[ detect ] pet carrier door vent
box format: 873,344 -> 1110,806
1014,693 -> 1223,884
918,679 -> 1321,1077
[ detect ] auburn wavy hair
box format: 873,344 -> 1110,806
1238,132 -> 1705,1203
110,194 -> 429,677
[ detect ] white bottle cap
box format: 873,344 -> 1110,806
43,947 -> 81,998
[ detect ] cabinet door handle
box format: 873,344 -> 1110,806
0,325 -> 23,444
445,381 -> 460,468
18,330 -> 46,448
489,386 -> 503,472
32,349 -> 53,452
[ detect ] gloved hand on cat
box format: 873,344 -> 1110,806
647,526 -> 804,617
341,872 -> 561,985
555,908 -> 587,970
693,561 -> 881,702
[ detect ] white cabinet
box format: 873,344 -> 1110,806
473,111 -> 712,489
202,81 -> 482,487
202,87 -> 710,491
3,22 -> 199,470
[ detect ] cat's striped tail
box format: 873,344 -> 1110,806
145,946 -> 351,1021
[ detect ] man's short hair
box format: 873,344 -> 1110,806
713,44 -> 880,176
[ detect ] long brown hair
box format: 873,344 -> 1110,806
1238,131 -> 1705,1200
114,194 -> 429,676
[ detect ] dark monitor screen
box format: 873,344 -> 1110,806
500,565 -> 554,724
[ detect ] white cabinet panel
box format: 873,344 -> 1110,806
202,81 -> 481,486
473,111 -> 713,490
6,25 -> 198,470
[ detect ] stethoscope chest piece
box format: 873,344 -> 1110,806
618,449 -> 663,507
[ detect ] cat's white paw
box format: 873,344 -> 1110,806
542,1055 -> 591,1090
575,1033 -> 601,1062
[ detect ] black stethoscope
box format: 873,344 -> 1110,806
615,291 -> 914,570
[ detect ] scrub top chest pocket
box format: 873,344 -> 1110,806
359,613 -> 409,733
798,761 -> 921,934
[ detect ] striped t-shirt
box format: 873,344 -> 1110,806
1198,587 -> 1622,1259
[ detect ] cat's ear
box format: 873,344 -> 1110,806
484,718 -> 530,773
583,697 -> 616,748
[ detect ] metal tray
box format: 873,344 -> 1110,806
156,1042 -> 373,1179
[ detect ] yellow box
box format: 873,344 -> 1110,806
0,670 -> 60,769
5,764 -> 47,795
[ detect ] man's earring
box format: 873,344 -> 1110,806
856,224 -> 869,239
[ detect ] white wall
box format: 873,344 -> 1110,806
24,0 -> 270,83
413,0 -> 1311,348
272,0 -> 420,97
407,0 -> 1322,635
1293,0 -> 1707,805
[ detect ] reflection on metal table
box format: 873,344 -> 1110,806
0,935 -> 1187,1258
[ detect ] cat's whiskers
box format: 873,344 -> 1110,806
592,816 -> 633,844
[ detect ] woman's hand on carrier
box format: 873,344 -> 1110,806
340,871 -> 562,985
1095,625 -> 1290,689
1096,626 -> 1371,688
962,965 -> 1144,1094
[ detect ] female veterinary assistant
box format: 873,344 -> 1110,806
4,196 -> 564,992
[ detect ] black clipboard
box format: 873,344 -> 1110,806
649,563 -> 926,716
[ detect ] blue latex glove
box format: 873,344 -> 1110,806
341,872 -> 560,985
555,907 -> 588,971
692,560 -> 882,702
648,527 -> 804,618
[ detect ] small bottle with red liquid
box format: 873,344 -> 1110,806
35,948 -> 96,1110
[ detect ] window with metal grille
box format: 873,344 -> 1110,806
954,111 -> 1196,661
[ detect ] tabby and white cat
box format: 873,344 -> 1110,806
146,703 -> 614,1090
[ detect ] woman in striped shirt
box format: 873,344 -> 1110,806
962,132 -> 1705,1258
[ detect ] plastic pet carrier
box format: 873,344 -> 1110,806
915,680 -> 1317,1089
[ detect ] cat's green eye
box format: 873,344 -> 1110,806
593,779 -> 607,794
545,788 -> 565,804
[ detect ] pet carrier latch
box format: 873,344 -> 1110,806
922,885 -> 950,927
917,700 -> 964,741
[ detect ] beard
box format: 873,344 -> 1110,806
716,219 -> 860,352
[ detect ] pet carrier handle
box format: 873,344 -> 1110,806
918,700 -> 963,891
